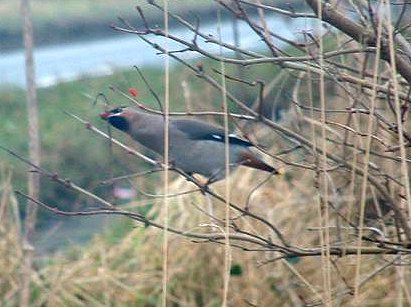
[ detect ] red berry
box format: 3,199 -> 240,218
128,87 -> 139,97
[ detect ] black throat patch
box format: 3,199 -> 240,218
108,116 -> 129,132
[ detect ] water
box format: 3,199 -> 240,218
3,15 -> 315,253
0,16 -> 311,88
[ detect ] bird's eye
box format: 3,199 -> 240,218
109,107 -> 125,114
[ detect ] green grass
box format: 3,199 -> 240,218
0,44 -> 301,228
0,67 -> 167,222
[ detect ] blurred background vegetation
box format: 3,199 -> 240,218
1,0 -> 410,305
1,52 -> 293,231
0,1 -> 302,304
1,0 -> 304,51
0,0 -> 218,50
1,0 -> 304,249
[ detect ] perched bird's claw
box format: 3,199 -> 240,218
199,182 -> 211,195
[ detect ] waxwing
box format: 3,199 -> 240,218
100,106 -> 279,183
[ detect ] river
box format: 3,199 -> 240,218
0,16 -> 310,88
3,15 -> 312,253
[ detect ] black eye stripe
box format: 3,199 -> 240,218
109,106 -> 127,114
110,108 -> 123,114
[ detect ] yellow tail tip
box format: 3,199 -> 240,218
276,167 -> 285,175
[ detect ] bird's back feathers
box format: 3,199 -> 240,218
101,106 -> 279,180
173,119 -> 253,147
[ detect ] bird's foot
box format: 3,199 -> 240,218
199,183 -> 211,195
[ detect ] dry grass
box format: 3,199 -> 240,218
2,66 -> 410,305
0,110 -> 407,306
2,70 -> 410,306
2,1 -> 411,305
0,171 -> 24,304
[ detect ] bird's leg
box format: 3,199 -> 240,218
176,170 -> 209,194
205,167 -> 226,186
206,161 -> 245,185
198,178 -> 212,195
205,175 -> 218,186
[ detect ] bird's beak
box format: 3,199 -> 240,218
100,111 -> 111,120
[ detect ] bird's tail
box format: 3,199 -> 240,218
240,152 -> 281,174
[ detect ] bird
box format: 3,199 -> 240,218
100,106 -> 279,183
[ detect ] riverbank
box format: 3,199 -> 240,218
1,1 -> 213,51
1,0 -> 304,51
1,13 -> 306,88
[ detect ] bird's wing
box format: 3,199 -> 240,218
172,118 -> 253,147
